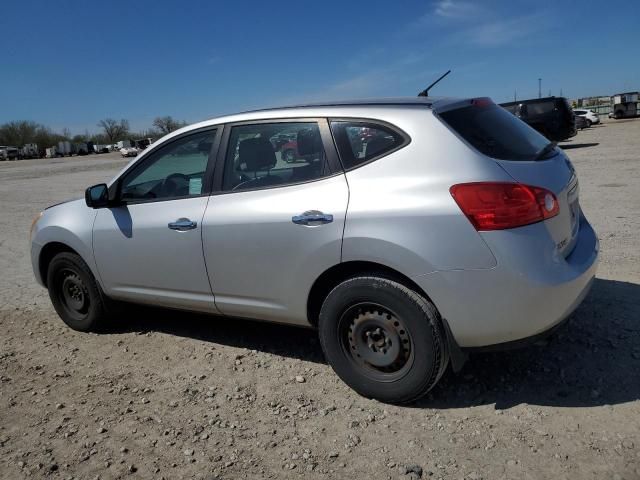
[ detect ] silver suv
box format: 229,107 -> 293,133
30,97 -> 599,403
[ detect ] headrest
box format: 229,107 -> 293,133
297,128 -> 322,156
238,138 -> 276,171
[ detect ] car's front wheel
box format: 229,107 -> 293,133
318,276 -> 448,404
47,252 -> 109,332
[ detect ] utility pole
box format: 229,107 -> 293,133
538,78 -> 542,99
514,89 -> 517,102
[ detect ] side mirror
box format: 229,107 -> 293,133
85,183 -> 109,208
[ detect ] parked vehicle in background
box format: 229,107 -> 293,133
45,147 -> 57,158
119,147 -> 139,157
57,141 -> 72,157
75,143 -> 90,155
0,146 -> 20,160
575,115 -> 589,130
610,92 -> 639,119
116,140 -> 132,149
20,143 -> 40,159
93,144 -> 110,154
573,109 -> 600,126
31,96 -> 599,403
500,96 -> 576,141
134,138 -> 153,150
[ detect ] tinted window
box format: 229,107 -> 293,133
222,122 -> 330,192
330,121 -> 405,170
527,101 -> 555,116
121,129 -> 216,201
439,102 -> 551,161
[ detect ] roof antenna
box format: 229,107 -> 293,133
418,70 -> 451,97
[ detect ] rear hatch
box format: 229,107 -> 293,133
436,98 -> 580,257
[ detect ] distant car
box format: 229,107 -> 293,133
573,109 -> 600,126
575,115 -> 589,130
120,147 -> 139,157
500,97 -> 577,141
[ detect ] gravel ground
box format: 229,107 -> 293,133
1,121 -> 639,480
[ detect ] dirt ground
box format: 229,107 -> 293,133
1,120 -> 639,480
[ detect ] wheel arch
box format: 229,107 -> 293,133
306,260 -> 434,328
39,242 -> 81,288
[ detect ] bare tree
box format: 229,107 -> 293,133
97,118 -> 130,142
152,116 -> 187,135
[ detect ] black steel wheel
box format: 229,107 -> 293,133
47,252 -> 108,331
339,303 -> 414,381
319,276 -> 449,404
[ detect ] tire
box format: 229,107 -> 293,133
318,276 -> 448,404
282,149 -> 296,163
586,119 -> 592,127
46,252 -> 109,332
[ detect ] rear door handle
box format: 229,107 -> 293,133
168,218 -> 197,231
292,210 -> 333,226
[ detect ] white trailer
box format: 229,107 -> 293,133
57,141 -> 72,156
46,147 -> 57,158
116,140 -> 131,149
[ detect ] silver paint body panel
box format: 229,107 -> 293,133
31,97 -> 599,347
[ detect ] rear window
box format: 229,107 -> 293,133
527,100 -> 555,115
439,101 -> 551,161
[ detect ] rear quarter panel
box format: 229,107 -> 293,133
342,107 -> 511,275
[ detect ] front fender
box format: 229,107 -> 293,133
31,199 -> 99,286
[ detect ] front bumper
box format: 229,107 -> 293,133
413,216 -> 599,348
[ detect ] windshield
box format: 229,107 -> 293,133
439,101 -> 553,161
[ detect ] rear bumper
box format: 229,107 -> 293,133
413,215 -> 599,348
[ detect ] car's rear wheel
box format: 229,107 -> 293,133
586,119 -> 592,127
47,252 -> 108,332
318,276 -> 448,404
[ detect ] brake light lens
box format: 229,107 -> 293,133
450,182 -> 559,231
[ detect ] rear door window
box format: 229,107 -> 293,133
439,100 -> 551,161
330,121 -> 407,170
221,121 -> 331,192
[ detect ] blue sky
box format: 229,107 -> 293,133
1,0 -> 638,134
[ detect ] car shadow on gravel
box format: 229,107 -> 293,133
559,142 -> 600,150
105,278 -> 639,409
107,305 -> 326,364
422,278 -> 640,410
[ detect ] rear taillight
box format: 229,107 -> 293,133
450,182 -> 559,231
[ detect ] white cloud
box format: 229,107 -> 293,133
434,0 -> 484,20
461,12 -> 551,47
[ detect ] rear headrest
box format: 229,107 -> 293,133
238,138 -> 276,171
297,128 -> 323,156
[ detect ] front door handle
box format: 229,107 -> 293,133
292,210 -> 333,226
168,218 -> 197,231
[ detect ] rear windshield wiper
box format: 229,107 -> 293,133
534,142 -> 557,160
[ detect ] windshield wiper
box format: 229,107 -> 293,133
534,141 -> 557,160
